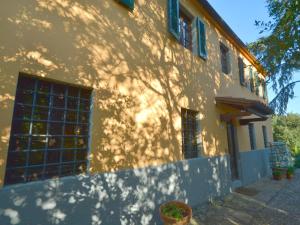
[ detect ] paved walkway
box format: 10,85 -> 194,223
191,169 -> 300,225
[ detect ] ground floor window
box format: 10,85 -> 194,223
181,108 -> 201,159
5,74 -> 92,185
248,123 -> 256,150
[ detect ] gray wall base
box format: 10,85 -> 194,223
240,149 -> 271,186
0,156 -> 231,225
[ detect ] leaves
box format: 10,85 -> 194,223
249,0 -> 300,114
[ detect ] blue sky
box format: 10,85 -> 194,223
208,0 -> 299,114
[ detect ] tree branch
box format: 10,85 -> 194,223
270,80 -> 300,104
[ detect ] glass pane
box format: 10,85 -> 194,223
15,105 -> 32,120
13,121 -> 30,134
61,163 -> 74,177
65,124 -> 77,135
46,150 -> 61,164
27,166 -> 43,182
29,151 -> 44,166
79,99 -> 90,111
64,137 -> 76,149
53,95 -> 65,108
38,81 -> 51,94
49,122 -> 63,135
81,89 -> 91,100
75,162 -> 87,174
77,137 -> 88,149
79,112 -> 89,123
16,90 -> 34,105
76,149 -> 87,161
31,137 -> 47,149
32,122 -> 47,134
33,107 -> 49,121
48,137 -> 61,149
50,109 -> 64,121
66,111 -> 77,122
76,125 -> 88,135
68,87 -> 78,97
5,168 -> 26,185
36,93 -> 50,107
63,149 -> 74,162
67,97 -> 78,109
9,136 -> 29,151
53,84 -> 65,95
44,164 -> 60,179
18,76 -> 35,90
6,152 -> 27,167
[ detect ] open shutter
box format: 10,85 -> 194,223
191,18 -> 198,55
255,72 -> 259,95
168,0 -> 180,40
195,113 -> 202,157
197,18 -> 207,59
249,67 -> 255,92
263,81 -> 268,99
227,51 -> 231,74
119,0 -> 134,10
238,57 -> 245,85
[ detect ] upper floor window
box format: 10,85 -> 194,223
5,74 -> 92,186
179,9 -> 193,51
238,57 -> 245,86
220,43 -> 231,74
181,108 -> 202,159
168,0 -> 207,59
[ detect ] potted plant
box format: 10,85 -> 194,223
159,201 -> 192,225
287,167 -> 295,179
273,170 -> 282,180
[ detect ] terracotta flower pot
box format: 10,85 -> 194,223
159,201 -> 192,225
273,174 -> 281,180
287,173 -> 293,180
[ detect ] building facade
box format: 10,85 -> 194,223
0,0 -> 273,224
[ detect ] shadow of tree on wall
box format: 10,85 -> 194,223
0,0 -> 234,224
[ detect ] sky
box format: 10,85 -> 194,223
208,0 -> 299,114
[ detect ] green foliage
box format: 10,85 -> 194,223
295,156 -> 300,168
273,113 -> 300,156
161,204 -> 185,221
272,170 -> 281,177
248,0 -> 300,114
287,166 -> 295,175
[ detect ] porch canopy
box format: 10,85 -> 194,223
215,97 -> 274,125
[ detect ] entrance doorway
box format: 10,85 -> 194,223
227,123 -> 239,180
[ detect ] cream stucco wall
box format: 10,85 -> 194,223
0,0 -> 273,187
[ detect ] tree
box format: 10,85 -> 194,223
272,113 -> 300,156
248,0 -> 300,115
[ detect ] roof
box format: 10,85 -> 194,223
197,0 -> 266,75
215,97 -> 274,115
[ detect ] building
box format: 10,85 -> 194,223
0,0 -> 273,224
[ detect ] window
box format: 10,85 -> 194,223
168,0 -> 207,59
238,57 -> 245,86
5,74 -> 92,186
254,72 -> 260,96
181,108 -> 202,159
262,81 -> 268,99
179,9 -> 193,51
262,126 -> 268,148
118,0 -> 134,10
248,123 -> 256,150
220,43 -> 231,74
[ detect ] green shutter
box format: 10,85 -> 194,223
119,0 -> 134,10
249,67 -> 255,92
238,57 -> 245,86
168,0 -> 180,40
197,18 -> 207,59
255,72 -> 259,95
263,81 -> 268,99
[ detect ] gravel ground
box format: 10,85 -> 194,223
190,169 -> 300,225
